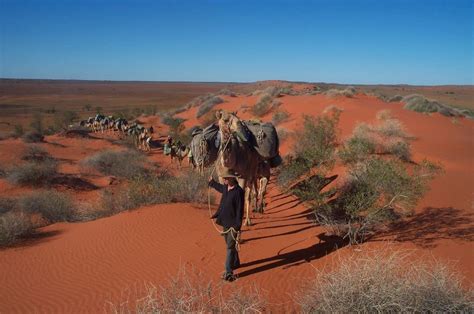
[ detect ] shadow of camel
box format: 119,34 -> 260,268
372,206 -> 474,248
238,234 -> 348,278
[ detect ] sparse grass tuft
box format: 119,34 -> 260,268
324,87 -> 356,98
297,249 -> 473,313
109,266 -> 266,313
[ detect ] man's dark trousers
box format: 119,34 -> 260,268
224,228 -> 240,274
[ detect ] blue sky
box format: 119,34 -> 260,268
0,0 -> 472,84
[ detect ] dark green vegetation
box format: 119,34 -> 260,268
277,108 -> 441,244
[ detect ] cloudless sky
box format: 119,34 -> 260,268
0,0 -> 472,84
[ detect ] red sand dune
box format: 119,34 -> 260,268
0,92 -> 473,312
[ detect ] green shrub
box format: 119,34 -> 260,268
0,211 -> 34,246
81,150 -> 148,179
7,160 -> 58,186
218,89 -> 237,97
277,158 -> 310,188
196,96 -> 224,118
161,115 -> 186,138
388,94 -> 403,102
294,112 -> 340,169
338,135 -> 377,164
298,249 -> 473,313
22,131 -> 44,143
53,110 -> 79,131
316,158 -> 441,244
386,140 -> 411,162
271,110 -> 290,125
19,190 -> 75,223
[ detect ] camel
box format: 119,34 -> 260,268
170,143 -> 189,168
215,110 -> 263,226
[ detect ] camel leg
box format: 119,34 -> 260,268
244,186 -> 252,226
257,177 -> 268,213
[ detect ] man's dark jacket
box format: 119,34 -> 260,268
209,179 -> 244,230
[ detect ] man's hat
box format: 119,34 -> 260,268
220,169 -> 239,178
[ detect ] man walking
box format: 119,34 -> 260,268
209,172 -> 244,282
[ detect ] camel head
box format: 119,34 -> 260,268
215,110 -> 248,170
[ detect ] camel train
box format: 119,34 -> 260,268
80,111 -> 281,225
80,114 -> 154,151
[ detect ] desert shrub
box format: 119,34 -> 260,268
376,118 -> 409,138
128,170 -> 211,207
316,158 -> 441,244
198,109 -> 218,127
272,110 -> 290,125
53,110 -> 79,131
385,140 -> 411,161
324,87 -> 356,98
277,157 -> 311,188
218,89 -> 237,97
81,150 -> 148,179
263,86 -> 282,97
251,94 -> 273,117
0,197 -> 17,214
276,127 -> 291,141
0,211 -> 34,246
7,160 -> 58,186
21,145 -> 53,162
388,94 -> 403,102
19,190 -> 75,223
30,112 -> 43,134
162,115 -> 186,138
338,135 -> 377,164
297,249 -> 473,313
375,109 -> 392,120
109,266 -> 265,313
13,124 -> 24,138
294,112 -> 340,169
22,131 -> 44,143
196,96 -> 224,118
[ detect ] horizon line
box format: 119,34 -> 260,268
0,77 -> 473,88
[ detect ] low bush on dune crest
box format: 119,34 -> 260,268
0,197 -> 17,214
196,96 -> 224,118
323,86 -> 357,98
107,266 -> 265,313
20,190 -> 76,223
251,94 -> 273,117
297,249 -> 474,312
81,150 -> 148,179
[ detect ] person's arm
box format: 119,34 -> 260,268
234,190 -> 244,231
208,177 -> 224,193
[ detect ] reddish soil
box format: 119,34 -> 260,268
0,89 -> 473,312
